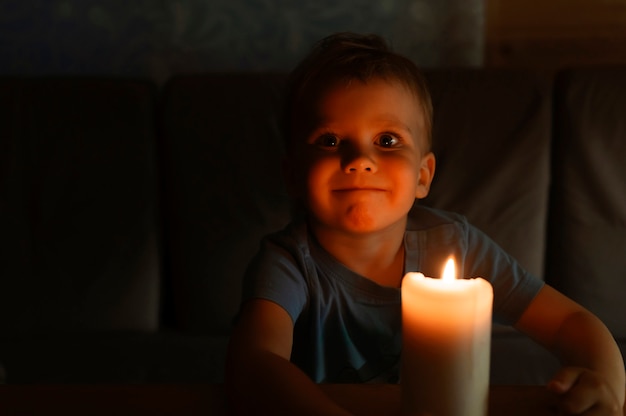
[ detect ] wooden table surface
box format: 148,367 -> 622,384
0,383 -> 623,415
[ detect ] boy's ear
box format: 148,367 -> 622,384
415,152 -> 436,199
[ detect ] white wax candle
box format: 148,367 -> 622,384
401,258 -> 493,416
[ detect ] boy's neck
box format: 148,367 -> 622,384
309,219 -> 407,288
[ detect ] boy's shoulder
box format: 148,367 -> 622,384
258,216 -> 311,257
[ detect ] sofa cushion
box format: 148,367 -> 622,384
0,78 -> 161,333
422,69 -> 552,279
490,328 -> 560,385
548,67 -> 626,338
159,73 -> 291,334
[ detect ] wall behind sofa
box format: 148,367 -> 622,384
0,0 -> 484,83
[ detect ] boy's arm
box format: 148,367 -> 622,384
225,299 -> 353,416
514,284 -> 625,414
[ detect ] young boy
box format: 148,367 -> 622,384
225,32 -> 625,415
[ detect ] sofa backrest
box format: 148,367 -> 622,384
423,69 -> 552,280
159,74 -> 291,334
548,68 -> 626,338
2,69 -> 623,350
0,78 -> 161,333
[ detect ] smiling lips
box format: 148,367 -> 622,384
333,187 -> 387,193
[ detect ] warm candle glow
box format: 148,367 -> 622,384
401,257 -> 493,416
442,257 -> 456,282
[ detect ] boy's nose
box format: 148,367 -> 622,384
342,150 -> 377,173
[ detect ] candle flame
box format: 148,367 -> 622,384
442,257 -> 456,281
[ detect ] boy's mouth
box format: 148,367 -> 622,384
333,187 -> 386,192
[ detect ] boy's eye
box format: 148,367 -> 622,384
316,133 -> 339,148
378,134 -> 399,148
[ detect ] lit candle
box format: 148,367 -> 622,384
401,258 -> 493,416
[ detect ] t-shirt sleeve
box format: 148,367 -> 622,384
462,220 -> 544,325
241,233 -> 310,324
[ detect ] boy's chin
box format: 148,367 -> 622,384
307,202 -> 411,235
325,215 -> 408,236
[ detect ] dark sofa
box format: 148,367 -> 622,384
1,67 -> 625,385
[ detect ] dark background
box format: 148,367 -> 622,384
0,0 -> 484,84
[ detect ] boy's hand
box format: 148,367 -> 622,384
547,366 -> 622,415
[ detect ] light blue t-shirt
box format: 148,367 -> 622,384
242,205 -> 544,383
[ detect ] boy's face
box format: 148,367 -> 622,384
287,78 -> 435,236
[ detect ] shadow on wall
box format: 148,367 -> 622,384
0,0 -> 484,84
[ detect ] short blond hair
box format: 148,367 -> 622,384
284,32 -> 433,152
